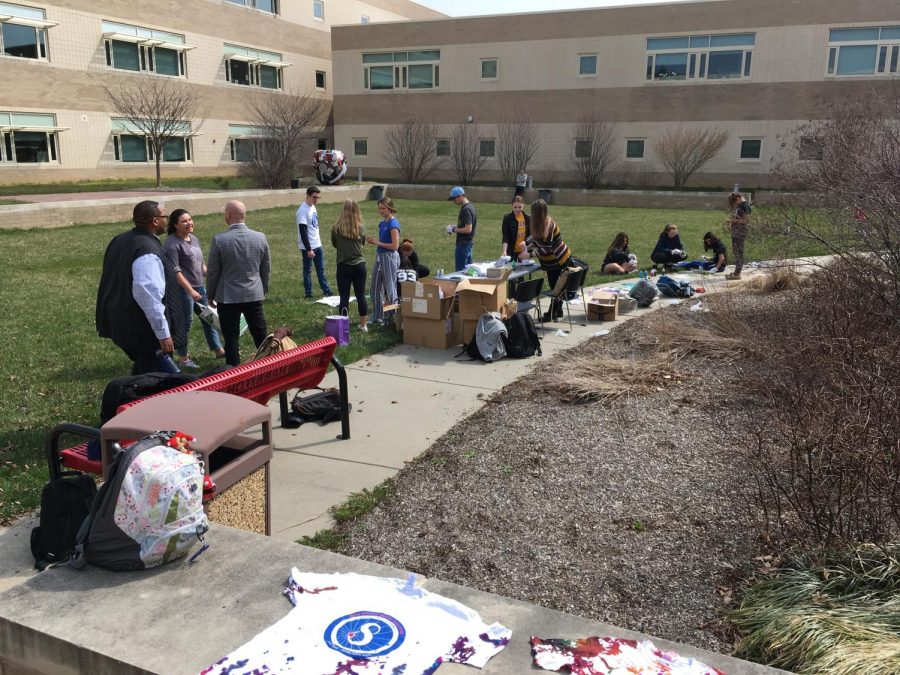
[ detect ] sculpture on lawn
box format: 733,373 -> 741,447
314,149 -> 347,185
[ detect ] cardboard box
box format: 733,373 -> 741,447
399,279 -> 457,321
617,295 -> 638,314
587,291 -> 618,321
402,315 -> 461,349
456,271 -> 510,320
499,299 -> 518,320
487,265 -> 511,279
461,319 -> 478,344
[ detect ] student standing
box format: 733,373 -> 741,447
296,186 -> 333,298
330,200 -> 369,333
514,169 -> 528,198
500,195 -> 531,261
447,186 -> 477,272
726,192 -> 751,280
366,197 -> 401,325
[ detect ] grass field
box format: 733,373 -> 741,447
0,198 -> 815,521
0,176 -> 257,196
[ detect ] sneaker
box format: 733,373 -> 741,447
725,273 -> 741,281
180,358 -> 199,369
359,324 -> 368,333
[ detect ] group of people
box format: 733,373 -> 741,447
96,199 -> 270,374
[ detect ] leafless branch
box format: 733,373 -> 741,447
654,127 -> 728,189
450,123 -> 487,185
496,112 -> 539,185
571,114 -> 616,189
382,118 -> 440,184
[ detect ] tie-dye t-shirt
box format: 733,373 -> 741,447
202,570 -> 511,675
530,635 -> 726,675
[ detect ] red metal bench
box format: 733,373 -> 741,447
47,337 -> 348,479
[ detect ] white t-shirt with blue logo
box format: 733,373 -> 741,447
202,569 -> 511,675
296,201 -> 322,250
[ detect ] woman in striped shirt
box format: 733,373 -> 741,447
528,198 -> 573,322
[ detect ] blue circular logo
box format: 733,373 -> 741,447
324,611 -> 406,658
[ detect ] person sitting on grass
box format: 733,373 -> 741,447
703,232 -> 727,273
602,232 -> 637,275
396,239 -> 429,296
650,224 -> 688,269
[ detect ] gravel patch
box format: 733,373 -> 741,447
338,300 -> 771,654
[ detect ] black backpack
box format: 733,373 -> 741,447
31,471 -> 97,570
503,313 -> 542,358
289,388 -> 350,426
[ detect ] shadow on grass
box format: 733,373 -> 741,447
0,428 -> 53,522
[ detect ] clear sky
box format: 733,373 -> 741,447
414,0 -> 694,17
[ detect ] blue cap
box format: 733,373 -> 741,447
447,186 -> 465,200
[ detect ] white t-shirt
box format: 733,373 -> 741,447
296,201 -> 322,250
202,570 -> 511,675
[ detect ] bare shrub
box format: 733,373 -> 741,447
654,127 -> 728,189
450,123 -> 486,185
383,118 -> 441,184
105,78 -> 208,188
240,90 -> 327,189
571,114 -> 616,189
731,267 -> 804,294
636,307 -> 756,363
496,112 -> 539,185
737,261 -> 900,547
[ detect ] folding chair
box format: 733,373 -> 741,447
512,276 -> 544,333
540,266 -> 588,332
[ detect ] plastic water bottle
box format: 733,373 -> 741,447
649,268 -> 656,279
155,349 -> 181,373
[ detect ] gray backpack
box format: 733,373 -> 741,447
629,279 -> 659,308
73,431 -> 208,571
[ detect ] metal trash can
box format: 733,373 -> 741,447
290,178 -> 301,189
370,184 -> 385,201
100,391 -> 273,535
538,188 -> 552,204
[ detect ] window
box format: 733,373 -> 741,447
574,139 -> 592,158
353,139 -> 367,156
102,21 -> 191,76
479,139 -> 495,158
225,0 -> 278,14
578,53 -> 597,76
224,44 -> 289,89
646,33 -> 754,81
360,15 -> 369,25
315,70 -> 326,89
111,118 -> 192,163
227,124 -> 265,162
0,2 -> 55,60
827,26 -> 900,76
799,136 -> 823,161
0,112 -> 62,163
625,139 -> 645,159
317,138 -> 327,151
480,58 -> 497,79
313,0 -> 324,21
435,139 -> 450,157
739,139 -> 761,160
363,50 -> 440,91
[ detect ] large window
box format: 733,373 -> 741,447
0,2 -> 55,60
111,118 -> 192,163
363,50 -> 440,91
225,0 -> 278,14
827,26 -> 900,76
224,44 -> 289,89
646,33 -> 754,81
103,21 -> 191,76
227,124 -> 265,162
0,112 -> 62,163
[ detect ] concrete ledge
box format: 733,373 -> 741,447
0,184 -> 374,230
0,523 -> 784,675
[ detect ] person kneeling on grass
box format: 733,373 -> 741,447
650,224 -> 688,269
602,232 -> 637,275
703,232 -> 727,273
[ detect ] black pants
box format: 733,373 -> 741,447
544,267 -> 565,318
514,186 -> 525,197
217,301 -> 268,366
651,251 -> 687,265
336,262 -> 368,319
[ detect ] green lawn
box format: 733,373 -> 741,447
0,176 -> 256,196
0,199 -> 812,521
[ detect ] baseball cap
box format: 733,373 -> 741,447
447,186 -> 465,200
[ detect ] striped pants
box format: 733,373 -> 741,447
370,251 -> 400,322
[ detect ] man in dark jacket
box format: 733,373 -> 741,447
96,200 -> 185,374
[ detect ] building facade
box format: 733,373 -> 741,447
0,0 -> 442,184
332,0 -> 900,188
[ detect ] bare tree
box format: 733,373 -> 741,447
654,127 -> 728,189
382,118 -> 440,184
105,78 -> 207,188
240,90 -> 328,189
450,123 -> 487,185
571,114 -> 616,189
496,112 -> 539,185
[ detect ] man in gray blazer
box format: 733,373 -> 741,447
207,200 -> 271,365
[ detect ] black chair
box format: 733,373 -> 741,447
512,276 -> 544,332
540,266 -> 588,332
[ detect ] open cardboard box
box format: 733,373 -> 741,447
399,279 -> 458,320
587,290 -> 618,321
456,268 -> 511,320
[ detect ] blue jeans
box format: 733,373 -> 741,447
455,243 -> 473,272
176,286 -> 223,357
302,247 -> 332,297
